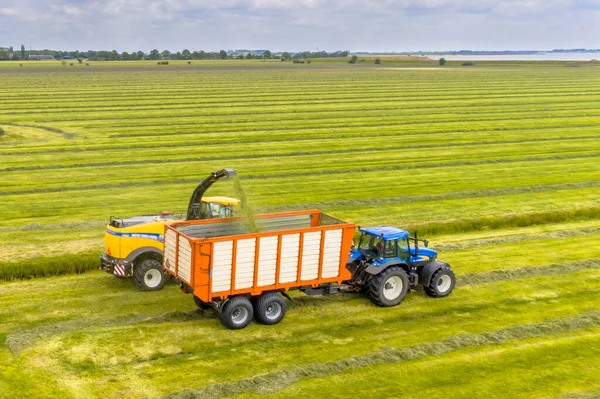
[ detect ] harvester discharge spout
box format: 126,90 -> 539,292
187,168 -> 237,220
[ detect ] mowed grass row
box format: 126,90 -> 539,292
2,134 -> 598,187
1,225 -> 599,397
0,158 -> 597,220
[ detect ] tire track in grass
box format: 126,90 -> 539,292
159,311 -> 600,399
0,122 -> 76,139
435,227 -> 600,252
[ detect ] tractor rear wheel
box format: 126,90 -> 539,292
193,295 -> 213,310
220,296 -> 253,329
366,266 -> 409,307
254,292 -> 286,325
134,258 -> 166,291
424,267 -> 455,298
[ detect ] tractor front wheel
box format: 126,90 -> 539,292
134,258 -> 166,291
366,266 -> 409,307
424,267 -> 455,298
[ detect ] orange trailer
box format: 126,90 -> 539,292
163,209 -> 356,329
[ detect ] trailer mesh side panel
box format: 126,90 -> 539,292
301,231 -> 322,281
177,238 -> 192,284
212,241 -> 233,292
234,238 -> 256,290
322,229 -> 343,278
279,233 -> 300,283
257,236 -> 278,286
164,229 -> 177,274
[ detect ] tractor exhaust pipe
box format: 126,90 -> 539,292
186,168 -> 237,220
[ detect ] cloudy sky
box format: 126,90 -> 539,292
1,0 -> 599,52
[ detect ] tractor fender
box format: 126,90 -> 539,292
418,260 -> 451,286
365,261 -> 409,276
126,247 -> 164,264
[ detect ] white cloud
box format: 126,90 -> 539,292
0,0 -> 598,52
0,7 -> 19,15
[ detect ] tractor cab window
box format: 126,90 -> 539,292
398,239 -> 410,261
384,240 -> 397,258
359,234 -> 384,258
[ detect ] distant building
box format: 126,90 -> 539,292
228,49 -> 268,56
30,55 -> 56,60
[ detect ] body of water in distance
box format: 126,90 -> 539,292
426,52 -> 600,61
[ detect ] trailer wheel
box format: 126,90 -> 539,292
134,258 -> 166,291
220,296 -> 253,330
193,295 -> 213,310
254,293 -> 286,325
367,266 -> 409,307
424,267 -> 455,298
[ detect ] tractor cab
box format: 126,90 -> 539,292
349,226 -> 438,265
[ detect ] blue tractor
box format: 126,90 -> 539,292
346,226 -> 455,306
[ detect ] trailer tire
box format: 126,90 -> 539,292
193,295 -> 213,310
366,266 -> 409,307
220,296 -> 253,330
134,259 -> 166,291
254,293 -> 286,325
424,267 -> 455,298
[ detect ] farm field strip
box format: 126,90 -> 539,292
1,170 -> 598,223
2,132 -> 598,177
1,64 -> 599,397
1,261 -> 599,397
220,327 -> 600,399
5,90 -> 600,116
4,96 -> 600,116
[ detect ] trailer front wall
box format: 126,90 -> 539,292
191,225 -> 354,302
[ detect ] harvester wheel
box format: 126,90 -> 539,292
254,292 -> 286,325
193,295 -> 213,310
366,266 -> 409,307
220,296 -> 253,330
424,267 -> 455,298
134,258 -> 166,291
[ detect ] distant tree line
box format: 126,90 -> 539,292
0,47 -> 351,61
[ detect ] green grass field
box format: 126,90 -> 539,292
0,61 -> 599,398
